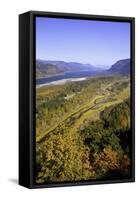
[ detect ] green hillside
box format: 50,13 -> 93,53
35,75 -> 131,183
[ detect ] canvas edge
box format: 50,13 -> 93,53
19,10 -> 135,189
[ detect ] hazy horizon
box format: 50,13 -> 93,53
36,17 -> 130,67
36,58 -> 130,69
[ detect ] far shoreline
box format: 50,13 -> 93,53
36,77 -> 87,88
36,69 -> 99,80
36,72 -> 65,80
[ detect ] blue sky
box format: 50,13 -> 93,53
36,17 -> 130,66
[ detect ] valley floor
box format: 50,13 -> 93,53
35,75 -> 131,183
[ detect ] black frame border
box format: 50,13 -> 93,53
26,11 -> 135,189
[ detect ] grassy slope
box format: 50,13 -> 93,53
36,76 -> 130,143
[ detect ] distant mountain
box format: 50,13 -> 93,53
36,60 -> 99,78
36,62 -> 65,78
36,59 -> 130,78
108,59 -> 130,75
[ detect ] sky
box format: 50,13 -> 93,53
36,17 -> 130,66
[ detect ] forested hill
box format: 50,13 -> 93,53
35,75 -> 131,183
